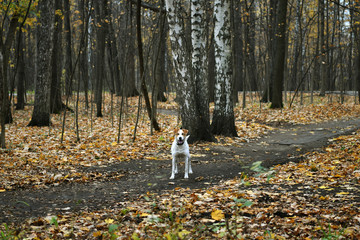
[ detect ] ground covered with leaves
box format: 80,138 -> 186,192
1,94 -> 360,239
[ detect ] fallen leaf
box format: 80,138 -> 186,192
211,209 -> 225,221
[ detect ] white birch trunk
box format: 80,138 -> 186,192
165,0 -> 195,130
211,0 -> 238,136
165,0 -> 215,141
191,0 -> 214,140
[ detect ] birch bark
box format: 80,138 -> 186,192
211,0 -> 238,136
165,0 -> 193,121
165,0 -> 215,142
191,0 -> 215,141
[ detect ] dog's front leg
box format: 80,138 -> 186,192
170,156 -> 176,179
184,156 -> 189,179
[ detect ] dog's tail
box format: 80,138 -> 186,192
185,135 -> 190,141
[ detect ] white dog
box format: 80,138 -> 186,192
170,128 -> 192,179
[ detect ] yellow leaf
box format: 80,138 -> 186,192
336,192 -> 350,195
111,142 -> 117,146
140,212 -> 149,217
211,209 -> 225,221
105,218 -> 114,224
164,234 -> 172,240
178,230 -> 191,239
0,188 -> 6,192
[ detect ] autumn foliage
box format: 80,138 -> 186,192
1,94 -> 360,239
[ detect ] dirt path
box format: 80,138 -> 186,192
1,118 -> 360,224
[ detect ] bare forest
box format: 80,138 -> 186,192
2,0 -> 360,239
1,0 -> 360,144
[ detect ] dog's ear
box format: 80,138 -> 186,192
182,129 -> 189,136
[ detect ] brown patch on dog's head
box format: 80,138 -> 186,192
174,128 -> 188,136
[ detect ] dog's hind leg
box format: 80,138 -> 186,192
189,156 -> 193,174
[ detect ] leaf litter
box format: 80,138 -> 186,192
1,94 -> 360,239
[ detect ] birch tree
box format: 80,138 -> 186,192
191,0 -> 215,141
165,0 -> 215,142
211,0 -> 237,137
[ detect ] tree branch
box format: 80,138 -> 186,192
131,0 -> 165,13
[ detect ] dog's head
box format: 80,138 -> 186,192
174,128 -> 189,145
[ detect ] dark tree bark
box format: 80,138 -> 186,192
0,10 -> 19,127
16,34 -> 26,110
261,0 -> 277,102
28,0 -> 54,126
93,0 -> 108,117
121,2 -> 139,97
155,5 -> 168,102
232,1 -> 243,93
244,0 -> 258,91
107,3 -> 122,96
353,1 -> 360,103
208,36 -> 216,103
319,0 -> 327,96
136,0 -> 160,131
79,0 -> 90,109
50,0 -> 64,114
64,0 -> 73,97
270,0 -> 288,109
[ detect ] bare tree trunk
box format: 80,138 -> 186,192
261,0 -> 277,102
165,0 -> 215,142
353,1 -> 360,103
165,0 -> 195,131
136,0 -> 160,131
50,0 -> 64,114
244,0 -> 257,91
93,0 -> 108,117
64,0 -> 73,97
122,2 -> 139,97
79,0 -> 90,109
211,0 -> 237,137
28,0 -> 54,126
319,0 -> 327,96
0,52 -> 5,148
107,6 -> 121,97
16,34 -> 26,110
191,0 -> 215,141
270,0 -> 288,109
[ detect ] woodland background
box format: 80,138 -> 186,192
1,0 -> 360,145
1,0 -> 360,239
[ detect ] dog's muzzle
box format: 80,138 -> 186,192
177,138 -> 184,145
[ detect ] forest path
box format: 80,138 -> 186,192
1,118 -> 360,224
